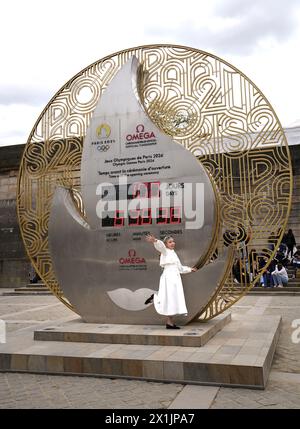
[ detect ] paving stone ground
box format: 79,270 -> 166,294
211,374 -> 300,409
0,372 -> 183,409
0,290 -> 300,409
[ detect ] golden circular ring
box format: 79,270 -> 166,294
17,44 -> 292,319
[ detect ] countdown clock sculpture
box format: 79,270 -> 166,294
17,45 -> 292,324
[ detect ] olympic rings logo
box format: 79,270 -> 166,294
96,144 -> 110,152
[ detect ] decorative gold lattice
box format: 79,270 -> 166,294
17,44 -> 292,318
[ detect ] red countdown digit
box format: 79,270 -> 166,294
114,210 -> 125,227
150,182 -> 160,198
170,206 -> 181,224
132,183 -> 139,199
157,207 -> 168,224
128,209 -> 140,226
132,182 -> 148,199
141,208 -> 152,225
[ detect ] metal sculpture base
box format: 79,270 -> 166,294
34,312 -> 231,347
0,312 -> 281,389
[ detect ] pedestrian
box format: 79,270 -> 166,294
292,249 -> 300,279
285,229 -> 296,259
144,234 -> 197,329
271,262 -> 288,288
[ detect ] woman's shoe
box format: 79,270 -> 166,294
166,324 -> 180,329
144,294 -> 154,305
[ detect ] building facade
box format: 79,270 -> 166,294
0,140 -> 299,288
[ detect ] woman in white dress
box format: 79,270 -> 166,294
145,234 -> 197,329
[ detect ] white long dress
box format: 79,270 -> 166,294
153,240 -> 191,316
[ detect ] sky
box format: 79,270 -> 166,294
1,0 -> 300,146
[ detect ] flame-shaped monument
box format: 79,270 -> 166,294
48,56 -> 229,324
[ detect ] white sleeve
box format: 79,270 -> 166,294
153,240 -> 167,255
177,261 -> 192,274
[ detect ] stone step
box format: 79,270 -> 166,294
26,283 -> 45,288
2,283 -> 51,296
291,202 -> 300,209
248,291 -> 300,296
0,313 -> 282,389
290,214 -> 299,221
34,313 -> 231,348
223,287 -> 300,293
292,186 -> 300,191
2,290 -> 52,296
286,217 -> 300,223
288,214 -> 300,220
286,223 -> 300,229
15,287 -> 49,292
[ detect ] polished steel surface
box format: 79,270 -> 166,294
48,57 -> 223,324
49,187 -> 229,323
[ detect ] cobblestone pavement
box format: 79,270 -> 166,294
211,372 -> 300,409
0,373 -> 183,409
0,291 -> 300,408
212,296 -> 300,409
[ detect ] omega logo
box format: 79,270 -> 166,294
126,124 -> 156,142
119,249 -> 146,264
136,124 -> 144,133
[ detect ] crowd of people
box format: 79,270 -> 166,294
232,228 -> 300,288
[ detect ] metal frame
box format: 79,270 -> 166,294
17,44 -> 293,320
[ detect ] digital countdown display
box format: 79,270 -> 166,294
101,181 -> 182,227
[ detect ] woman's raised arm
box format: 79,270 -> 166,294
146,234 -> 166,255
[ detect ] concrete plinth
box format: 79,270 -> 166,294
34,313 -> 231,348
0,312 -> 281,389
